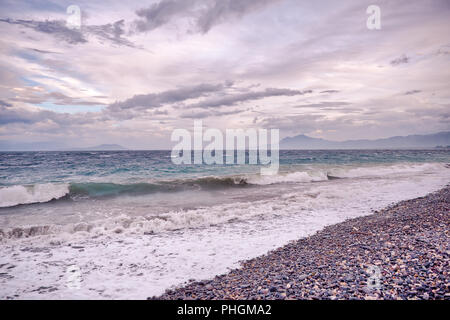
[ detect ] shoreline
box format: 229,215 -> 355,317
154,185 -> 449,300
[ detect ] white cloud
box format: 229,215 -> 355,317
0,0 -> 449,148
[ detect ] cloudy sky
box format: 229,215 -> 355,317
0,0 -> 449,149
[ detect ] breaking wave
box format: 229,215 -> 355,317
248,171 -> 329,185
0,199 -> 278,240
0,184 -> 70,208
0,177 -> 249,208
0,162 -> 446,208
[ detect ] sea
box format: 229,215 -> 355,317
0,150 -> 449,299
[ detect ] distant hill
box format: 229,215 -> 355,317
68,144 -> 127,151
281,131 -> 450,149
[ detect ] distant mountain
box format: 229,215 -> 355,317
69,144 -> 127,151
281,131 -> 450,149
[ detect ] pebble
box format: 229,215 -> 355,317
152,186 -> 450,300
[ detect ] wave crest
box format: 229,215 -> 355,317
1,163 -> 446,208
0,184 -> 69,208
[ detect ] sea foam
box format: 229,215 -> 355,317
0,184 -> 69,208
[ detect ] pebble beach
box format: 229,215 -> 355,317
155,186 -> 450,300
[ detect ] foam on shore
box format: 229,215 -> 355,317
0,164 -> 448,299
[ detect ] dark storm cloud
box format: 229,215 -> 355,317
180,108 -> 245,119
188,88 -> 312,109
294,101 -> 351,109
107,84 -> 310,119
390,54 -> 409,66
133,0 -> 281,33
436,45 -> 450,56
109,83 -> 230,112
0,108 -> 33,125
28,48 -> 61,54
0,104 -> 94,126
0,100 -> 12,107
87,20 -> 136,47
134,0 -> 196,32
196,0 -> 282,34
404,90 -> 421,95
0,18 -> 135,47
320,90 -> 340,94
0,18 -> 87,44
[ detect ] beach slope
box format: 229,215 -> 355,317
155,186 -> 449,300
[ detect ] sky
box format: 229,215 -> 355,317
0,0 -> 449,150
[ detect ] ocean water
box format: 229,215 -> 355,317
0,150 -> 449,299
